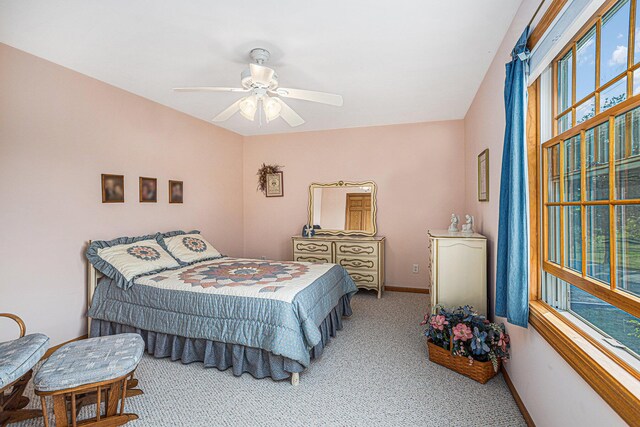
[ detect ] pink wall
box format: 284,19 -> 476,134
242,121 -> 466,289
462,1 -> 625,425
0,44 -> 244,344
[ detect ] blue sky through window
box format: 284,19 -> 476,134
600,0 -> 630,85
576,27 -> 596,102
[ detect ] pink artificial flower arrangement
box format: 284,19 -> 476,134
430,314 -> 449,331
452,323 -> 473,341
422,305 -> 511,371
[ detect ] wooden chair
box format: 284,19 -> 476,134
0,313 -> 50,426
34,333 -> 144,427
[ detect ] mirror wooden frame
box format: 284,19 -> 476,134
307,180 -> 378,236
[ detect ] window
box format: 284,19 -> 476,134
542,104 -> 640,364
543,273 -> 640,362
545,1 -> 640,364
531,2 -> 640,421
555,0 -> 638,134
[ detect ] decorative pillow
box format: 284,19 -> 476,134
161,231 -> 222,265
86,233 -> 180,290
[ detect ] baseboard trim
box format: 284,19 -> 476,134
385,286 -> 429,294
42,334 -> 87,360
502,368 -> 535,427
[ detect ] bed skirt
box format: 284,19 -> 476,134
89,294 -> 352,381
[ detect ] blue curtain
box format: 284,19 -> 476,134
495,27 -> 530,328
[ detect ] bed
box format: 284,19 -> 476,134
86,253 -> 357,385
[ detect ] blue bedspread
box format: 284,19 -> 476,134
88,257 -> 357,367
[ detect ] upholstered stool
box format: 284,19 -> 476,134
0,313 -> 49,426
34,333 -> 144,427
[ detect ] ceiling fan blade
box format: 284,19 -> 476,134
212,98 -> 244,122
274,87 -> 343,106
249,63 -> 275,86
275,98 -> 305,127
173,87 -> 248,93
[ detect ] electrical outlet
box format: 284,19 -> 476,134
412,264 -> 419,274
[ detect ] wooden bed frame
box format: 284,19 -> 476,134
86,242 -> 300,386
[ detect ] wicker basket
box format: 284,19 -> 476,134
426,339 -> 499,384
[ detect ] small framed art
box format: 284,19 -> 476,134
101,174 -> 124,203
478,149 -> 489,202
139,177 -> 157,203
266,172 -> 284,197
169,180 -> 183,204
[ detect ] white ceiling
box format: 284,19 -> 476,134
0,0 -> 522,136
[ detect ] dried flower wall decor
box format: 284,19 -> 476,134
257,163 -> 283,196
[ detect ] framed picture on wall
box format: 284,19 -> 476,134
169,180 -> 183,204
265,172 -> 284,197
139,177 -> 157,203
101,174 -> 124,203
478,149 -> 489,202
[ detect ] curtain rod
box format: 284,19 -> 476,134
528,0 -> 547,29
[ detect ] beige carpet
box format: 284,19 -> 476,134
16,291 -> 525,426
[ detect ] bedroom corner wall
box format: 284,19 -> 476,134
462,1 -> 625,425
0,43 -> 244,345
241,121 -> 466,290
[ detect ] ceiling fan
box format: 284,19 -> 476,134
174,48 -> 343,127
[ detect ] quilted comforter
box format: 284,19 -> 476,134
88,257 -> 357,367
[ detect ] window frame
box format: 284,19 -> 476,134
528,1 -> 640,423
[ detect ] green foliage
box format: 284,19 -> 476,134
628,319 -> 640,339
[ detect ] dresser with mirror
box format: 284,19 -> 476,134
291,180 -> 386,298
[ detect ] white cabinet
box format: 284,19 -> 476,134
428,230 -> 487,315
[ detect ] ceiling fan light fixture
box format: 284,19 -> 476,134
263,96 -> 282,122
239,95 -> 257,121
175,48 -> 342,128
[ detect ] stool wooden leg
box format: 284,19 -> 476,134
70,392 -> 77,427
106,382 -> 121,417
96,386 -> 102,421
52,395 -> 68,426
40,396 -> 49,427
120,377 -> 128,416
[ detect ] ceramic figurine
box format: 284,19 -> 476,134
448,214 -> 459,232
302,224 -> 315,238
462,215 -> 475,233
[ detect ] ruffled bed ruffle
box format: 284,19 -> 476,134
90,294 -> 352,381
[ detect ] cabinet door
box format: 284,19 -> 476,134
435,239 -> 486,315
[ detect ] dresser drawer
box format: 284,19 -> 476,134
345,269 -> 378,286
336,255 -> 377,271
294,254 -> 332,264
335,242 -> 377,257
293,240 -> 331,255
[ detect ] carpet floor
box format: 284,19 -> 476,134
15,291 -> 525,426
